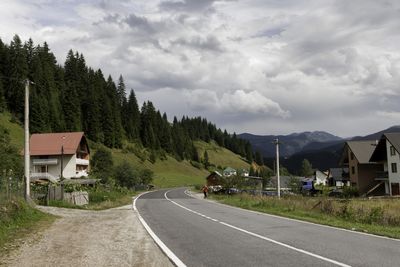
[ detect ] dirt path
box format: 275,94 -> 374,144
0,204 -> 173,267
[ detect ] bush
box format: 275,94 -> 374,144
342,186 -> 359,198
190,161 -> 203,169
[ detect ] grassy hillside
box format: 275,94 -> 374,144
112,149 -> 209,188
0,112 -> 250,188
194,140 -> 250,171
0,112 -> 24,148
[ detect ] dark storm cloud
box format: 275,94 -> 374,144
159,0 -> 217,13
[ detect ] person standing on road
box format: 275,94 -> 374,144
202,185 -> 209,198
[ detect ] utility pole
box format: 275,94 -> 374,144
24,79 -> 31,200
274,139 -> 281,198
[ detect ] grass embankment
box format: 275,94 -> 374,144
212,194 -> 400,239
194,140 -> 250,171
112,150 -> 208,188
0,112 -> 24,148
0,199 -> 56,255
48,187 -> 139,210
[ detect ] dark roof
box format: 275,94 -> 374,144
30,132 -> 86,156
329,168 -> 349,180
345,140 -> 378,164
370,133 -> 400,162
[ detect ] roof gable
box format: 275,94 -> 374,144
346,140 -> 378,164
370,133 -> 400,162
30,132 -> 86,156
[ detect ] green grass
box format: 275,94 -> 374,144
194,140 -> 250,171
0,112 -> 24,148
0,199 -> 56,255
112,148 -> 209,188
211,194 -> 400,239
48,188 -> 139,210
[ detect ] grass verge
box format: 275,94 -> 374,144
48,188 -> 139,210
0,199 -> 56,256
211,194 -> 400,239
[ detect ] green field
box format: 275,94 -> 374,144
194,140 -> 250,171
112,149 -> 209,187
0,112 -> 24,148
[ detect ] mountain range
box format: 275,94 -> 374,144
239,125 -> 400,174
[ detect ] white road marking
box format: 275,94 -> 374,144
133,192 -> 187,267
183,189 -> 400,242
166,189 -> 351,267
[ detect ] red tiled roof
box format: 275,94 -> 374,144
30,132 -> 85,156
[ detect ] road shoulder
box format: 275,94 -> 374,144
1,204 -> 173,267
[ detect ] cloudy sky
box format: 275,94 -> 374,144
1,0 -> 400,137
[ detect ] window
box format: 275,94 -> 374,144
390,146 -> 396,156
391,163 -> 397,173
351,166 -> 355,175
350,152 -> 354,160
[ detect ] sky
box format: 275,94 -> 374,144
1,0 -> 400,138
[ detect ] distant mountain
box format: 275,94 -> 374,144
239,131 -> 342,158
243,126 -> 400,175
352,125 -> 400,141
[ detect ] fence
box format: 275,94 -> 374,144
0,170 -> 24,206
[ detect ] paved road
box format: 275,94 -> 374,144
136,188 -> 400,267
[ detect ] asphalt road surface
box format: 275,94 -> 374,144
135,188 -> 400,267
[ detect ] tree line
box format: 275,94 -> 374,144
0,35 -> 254,163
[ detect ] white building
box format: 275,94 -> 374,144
29,132 -> 90,183
370,133 -> 400,196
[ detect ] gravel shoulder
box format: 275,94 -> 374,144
1,203 -> 173,267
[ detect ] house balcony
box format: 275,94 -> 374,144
76,158 -> 89,166
32,158 -> 58,165
30,172 -> 59,183
375,171 -> 389,180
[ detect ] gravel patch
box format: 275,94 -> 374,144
1,204 -> 173,267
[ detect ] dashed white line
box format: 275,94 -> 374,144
183,189 -> 400,243
165,189 -> 351,267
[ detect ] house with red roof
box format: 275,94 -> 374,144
29,132 -> 90,183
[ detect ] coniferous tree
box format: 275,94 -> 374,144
6,35 -> 28,120
63,50 -> 82,131
255,151 -> 264,166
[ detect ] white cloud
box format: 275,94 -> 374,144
1,0 -> 400,136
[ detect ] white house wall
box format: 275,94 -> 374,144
31,154 -> 76,179
386,141 -> 400,183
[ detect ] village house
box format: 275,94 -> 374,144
29,132 -> 90,183
314,170 -> 329,186
206,171 -> 223,186
223,167 -> 237,177
370,133 -> 400,196
328,168 -> 350,187
339,140 -> 383,195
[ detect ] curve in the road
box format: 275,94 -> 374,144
163,189 -> 350,267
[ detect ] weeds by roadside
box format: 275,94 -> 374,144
0,198 -> 56,256
46,186 -> 140,210
211,194 -> 400,239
